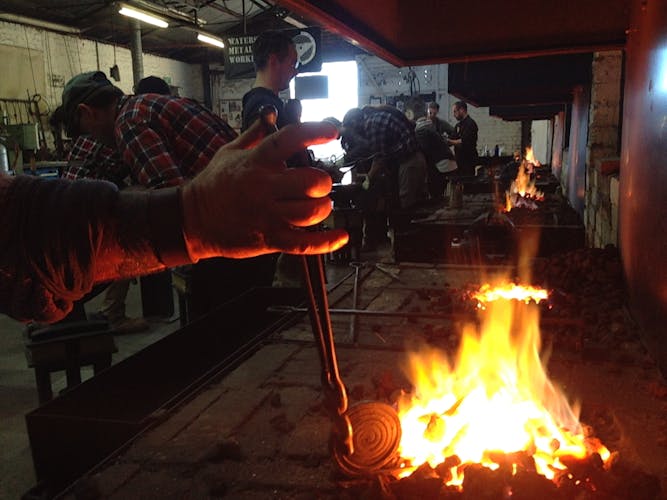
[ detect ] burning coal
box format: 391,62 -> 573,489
393,282 -> 611,492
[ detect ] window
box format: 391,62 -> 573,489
290,60 -> 358,163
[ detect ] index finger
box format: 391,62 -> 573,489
221,118 -> 267,151
253,122 -> 339,164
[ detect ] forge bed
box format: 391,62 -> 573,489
54,263 -> 666,499
392,192 -> 585,263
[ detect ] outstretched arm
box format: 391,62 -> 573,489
0,121 -> 348,323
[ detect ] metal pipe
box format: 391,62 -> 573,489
0,13 -> 81,35
130,20 -> 144,85
347,262 -> 362,343
269,305 -> 584,326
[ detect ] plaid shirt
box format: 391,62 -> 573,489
63,135 -> 128,187
115,95 -> 238,188
363,108 -> 419,158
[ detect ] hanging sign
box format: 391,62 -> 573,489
223,27 -> 322,80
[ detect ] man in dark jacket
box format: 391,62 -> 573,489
241,31 -> 298,132
448,101 -> 479,177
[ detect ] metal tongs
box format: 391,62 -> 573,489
301,255 -> 354,453
261,107 -> 401,476
301,254 -> 402,477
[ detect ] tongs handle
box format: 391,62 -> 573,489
301,254 -> 348,416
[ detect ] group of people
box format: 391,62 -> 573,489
340,98 -> 479,206
0,27 -> 480,326
337,98 -> 479,250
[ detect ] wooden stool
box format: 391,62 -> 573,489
24,320 -> 117,405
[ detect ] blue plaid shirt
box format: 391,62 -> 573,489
363,108 -> 419,158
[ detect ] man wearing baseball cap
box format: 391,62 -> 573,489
59,70 -> 291,319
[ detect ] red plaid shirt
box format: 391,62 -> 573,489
115,95 -> 238,188
63,135 -> 128,187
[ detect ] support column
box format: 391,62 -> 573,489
202,59 -> 212,109
130,20 -> 144,86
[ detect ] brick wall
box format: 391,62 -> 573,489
585,51 -> 623,247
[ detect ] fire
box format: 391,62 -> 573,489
524,146 -> 541,167
395,283 -> 610,488
472,282 -> 548,308
505,147 -> 545,211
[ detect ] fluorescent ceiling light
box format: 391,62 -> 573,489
119,5 -> 169,28
197,33 -> 225,49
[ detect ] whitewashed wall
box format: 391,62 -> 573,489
356,55 -> 522,156
0,19 -> 204,114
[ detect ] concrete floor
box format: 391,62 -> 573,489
0,281 -> 180,500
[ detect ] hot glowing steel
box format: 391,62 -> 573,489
472,282 -> 549,308
395,283 -> 610,488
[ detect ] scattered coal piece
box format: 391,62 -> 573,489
507,470 -> 558,500
460,463 -> 506,499
390,476 -> 442,500
269,391 -> 282,408
202,437 -> 243,463
269,413 -> 295,433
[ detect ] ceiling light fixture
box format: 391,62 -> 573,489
118,4 -> 169,28
197,32 -> 225,49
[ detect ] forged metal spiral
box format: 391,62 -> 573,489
332,401 -> 402,477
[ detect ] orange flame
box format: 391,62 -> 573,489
524,146 -> 541,168
396,283 -> 609,487
505,147 -> 545,211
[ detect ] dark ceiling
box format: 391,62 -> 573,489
0,0 -> 321,63
275,0 -> 630,66
271,0 -> 631,119
1,0 -> 632,118
1,0 -> 632,66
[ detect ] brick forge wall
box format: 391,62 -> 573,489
585,51 -> 623,247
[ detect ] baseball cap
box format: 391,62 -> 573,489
61,71 -> 121,136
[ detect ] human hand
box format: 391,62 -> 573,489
181,121 -> 349,260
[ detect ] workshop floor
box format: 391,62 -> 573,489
0,282 -> 180,500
